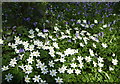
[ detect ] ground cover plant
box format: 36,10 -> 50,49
1,2 -> 120,83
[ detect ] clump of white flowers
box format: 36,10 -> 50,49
2,19 -> 118,83
64,48 -> 78,56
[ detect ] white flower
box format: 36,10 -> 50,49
19,54 -> 24,60
59,57 -> 66,63
102,43 -> 108,48
25,69 -> 32,74
80,30 -> 86,36
34,40 -> 39,45
93,61 -> 97,67
64,48 -> 78,56
48,48 -> 55,57
78,62 -> 84,69
49,35 -> 53,39
79,43 -> 85,47
32,75 -> 41,82
24,46 -> 29,51
11,43 -> 17,49
29,29 -> 34,34
1,66 -> 9,71
83,20 -> 87,23
98,57 -> 104,62
53,42 -> 59,49
103,24 -> 107,28
76,31 -> 79,34
25,75 -> 30,83
74,49 -> 78,53
35,28 -> 39,32
112,59 -> 118,65
45,41 -> 50,45
94,20 -> 98,24
9,58 -> 17,67
56,52 -> 65,57
60,35 -> 71,39
83,37 -> 88,44
89,36 -> 99,42
66,29 -> 70,34
17,40 -> 23,45
14,36 -> 20,41
81,24 -> 85,27
41,79 -> 47,83
49,51 -> 55,57
113,14 -> 116,16
64,48 -> 71,56
48,46 -> 54,50
22,41 -> 29,48
93,32 -> 99,36
40,65 -> 47,71
27,57 -> 34,64
25,65 -> 33,74
42,45 -> 49,50
25,65 -> 32,70
93,43 -> 96,48
48,60 -> 54,67
85,24 -> 89,28
54,26 -> 59,31
86,32 -> 91,36
112,53 -> 115,57
89,49 -> 94,56
50,70 -> 57,77
67,68 -> 73,74
5,73 -> 13,82
109,67 -> 114,71
14,36 -> 21,44
19,64 -> 26,72
95,53 -> 98,56
36,62 -> 47,70
36,62 -> 42,68
8,42 -> 11,46
77,36 -> 82,40
36,59 -> 41,63
55,77 -> 63,83
98,62 -> 104,67
54,59 -> 59,62
77,19 -> 81,23
58,65 -> 67,73
37,32 -> 43,37
30,51 -> 40,57
41,68 -> 48,74
85,56 -> 91,62
29,44 -> 34,51
37,41 -> 43,47
77,56 -> 83,63
41,34 -> 46,38
0,39 -> 3,44
28,34 -> 35,38
70,63 -> 77,68
75,69 -> 81,75
15,49 -> 19,53
98,68 -> 102,72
